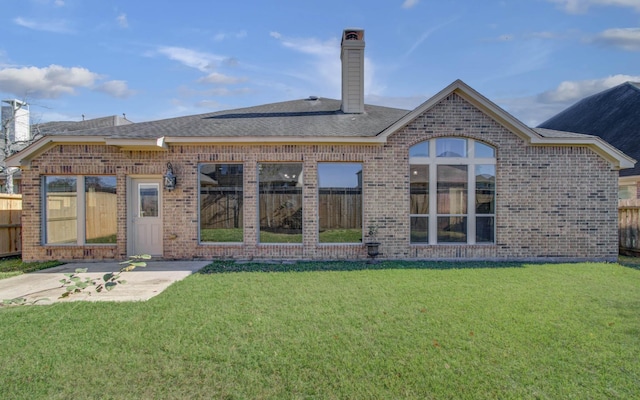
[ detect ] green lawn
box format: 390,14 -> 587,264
0,257 -> 63,280
201,228 -> 363,243
1,260 -> 639,399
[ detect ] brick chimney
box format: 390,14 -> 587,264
341,29 -> 365,114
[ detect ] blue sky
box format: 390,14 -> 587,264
0,0 -> 638,126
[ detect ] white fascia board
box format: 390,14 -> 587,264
5,136 -> 107,167
163,135 -> 386,145
104,136 -> 168,151
528,135 -> 636,169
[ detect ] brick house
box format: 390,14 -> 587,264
7,29 -> 634,262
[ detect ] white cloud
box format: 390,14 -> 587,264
402,0 -> 420,9
0,65 -> 99,98
95,80 -> 135,98
404,16 -> 460,58
154,46 -> 226,72
197,72 -> 247,85
495,74 -> 640,126
54,0 -> 65,6
270,33 -> 342,97
594,28 -> 640,51
276,35 -> 338,57
0,64 -> 134,100
271,32 -> 384,98
497,95 -> 570,126
13,17 -> 73,33
547,0 -> 640,13
177,85 -> 251,98
116,13 -> 128,28
213,30 -> 247,41
538,74 -> 640,103
196,100 -> 224,109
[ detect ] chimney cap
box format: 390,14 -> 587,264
342,28 -> 364,43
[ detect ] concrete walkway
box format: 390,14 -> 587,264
0,260 -> 210,305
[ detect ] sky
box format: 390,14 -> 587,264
0,0 -> 638,127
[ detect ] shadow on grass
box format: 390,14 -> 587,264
199,260 -> 529,274
618,255 -> 640,271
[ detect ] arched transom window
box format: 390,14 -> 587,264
409,138 -> 496,244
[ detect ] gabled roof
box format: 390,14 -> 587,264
379,80 -> 634,169
538,81 -> 640,176
6,80 -> 635,170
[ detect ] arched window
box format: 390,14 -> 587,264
409,138 -> 496,244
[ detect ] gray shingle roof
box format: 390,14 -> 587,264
538,81 -> 640,176
33,115 -> 132,135
43,98 -> 409,139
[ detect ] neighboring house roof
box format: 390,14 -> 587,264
538,81 -> 640,177
32,115 -> 132,135
6,80 -> 635,170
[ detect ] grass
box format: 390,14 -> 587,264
0,257 -> 63,280
201,228 -> 243,242
201,228 -> 363,243
1,260 -> 639,399
86,234 -> 117,244
318,228 -> 362,243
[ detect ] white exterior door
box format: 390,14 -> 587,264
130,179 -> 163,256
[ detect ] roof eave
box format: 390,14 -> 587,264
5,134 -> 387,168
163,136 -> 386,145
5,136 -> 107,168
528,136 -> 636,170
104,137 -> 168,151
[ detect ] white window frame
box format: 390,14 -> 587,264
410,138 -> 496,245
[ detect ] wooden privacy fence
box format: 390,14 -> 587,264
0,194 -> 21,257
46,192 -> 117,244
619,204 -> 640,255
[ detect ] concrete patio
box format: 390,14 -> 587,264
0,260 -> 210,305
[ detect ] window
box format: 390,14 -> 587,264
318,163 -> 362,243
199,164 -> 243,242
259,163 -> 303,243
85,177 -> 117,243
43,176 -> 117,245
619,184 -> 636,200
409,138 -> 496,244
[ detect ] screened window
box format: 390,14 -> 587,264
318,163 -> 362,243
199,164 -> 243,243
409,138 -> 496,244
44,176 -> 117,245
259,163 -> 303,243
